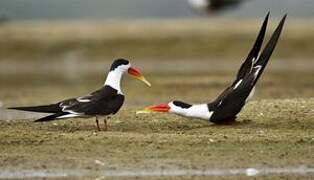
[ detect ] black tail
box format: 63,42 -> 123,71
253,14 -> 287,85
35,112 -> 68,122
8,104 -> 61,113
234,12 -> 269,83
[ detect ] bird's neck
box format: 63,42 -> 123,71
174,104 -> 213,120
104,69 -> 124,94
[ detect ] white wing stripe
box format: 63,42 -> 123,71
77,96 -> 91,102
57,113 -> 82,119
254,65 -> 262,78
233,79 -> 243,90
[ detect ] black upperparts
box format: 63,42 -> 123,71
235,12 -> 269,82
252,14 -> 287,85
8,104 -> 62,113
173,101 -> 192,109
110,58 -> 130,71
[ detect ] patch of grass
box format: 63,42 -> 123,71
0,98 -> 313,174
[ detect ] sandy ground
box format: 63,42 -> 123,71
0,99 -> 314,179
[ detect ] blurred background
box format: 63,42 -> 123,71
1,0 -> 314,19
0,0 -> 313,120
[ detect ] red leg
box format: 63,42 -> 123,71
104,119 -> 108,131
96,116 -> 101,131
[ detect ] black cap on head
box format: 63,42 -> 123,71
173,100 -> 192,109
110,58 -> 130,71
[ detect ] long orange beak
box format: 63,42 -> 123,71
128,67 -> 151,87
136,104 -> 170,114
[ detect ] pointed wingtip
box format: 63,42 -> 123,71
7,107 -> 22,110
281,14 -> 288,22
263,12 -> 270,22
266,11 -> 270,17
277,14 -> 287,30
252,13 -> 287,81
259,12 -> 269,33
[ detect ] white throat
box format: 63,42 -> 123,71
104,69 -> 124,94
170,103 -> 213,120
186,104 -> 213,120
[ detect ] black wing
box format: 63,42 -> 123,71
34,112 -> 69,122
36,86 -> 124,122
251,14 -> 287,86
60,86 -> 124,116
214,13 -> 269,102
8,87 -> 107,113
233,12 -> 269,84
211,14 -> 286,117
8,104 -> 62,113
9,85 -> 125,121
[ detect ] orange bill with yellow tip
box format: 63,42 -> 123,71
136,104 -> 170,114
128,67 -> 151,87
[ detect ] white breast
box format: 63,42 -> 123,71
233,79 -> 243,89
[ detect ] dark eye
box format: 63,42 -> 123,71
173,101 -> 192,109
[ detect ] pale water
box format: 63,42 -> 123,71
0,166 -> 314,178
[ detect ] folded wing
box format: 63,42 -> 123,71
8,86 -> 124,122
